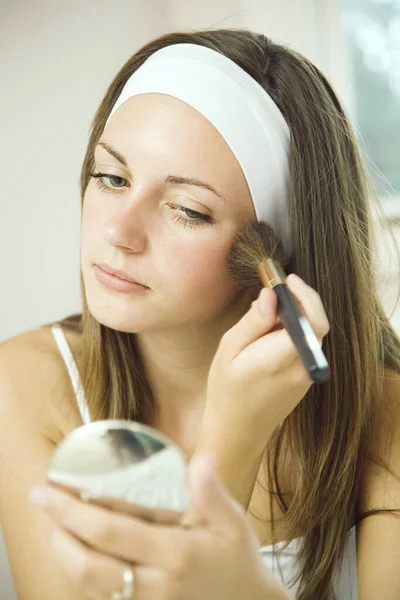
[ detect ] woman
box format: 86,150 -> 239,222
1,28 -> 400,600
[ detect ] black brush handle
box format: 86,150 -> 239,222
273,283 -> 330,383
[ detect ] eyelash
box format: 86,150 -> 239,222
88,172 -> 214,229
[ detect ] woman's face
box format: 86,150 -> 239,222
81,93 -> 256,333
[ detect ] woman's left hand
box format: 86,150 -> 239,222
29,452 -> 288,600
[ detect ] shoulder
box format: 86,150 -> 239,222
371,365 -> 400,447
383,365 -> 400,405
0,324 -> 84,444
357,365 -> 400,512
0,326 -> 87,599
369,365 -> 400,456
355,366 -> 400,596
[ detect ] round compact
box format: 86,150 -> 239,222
47,420 -> 190,524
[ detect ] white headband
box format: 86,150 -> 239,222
105,43 -> 292,255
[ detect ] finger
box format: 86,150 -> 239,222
78,494 -> 183,526
222,287 -> 279,360
52,527 -> 169,600
186,452 -> 246,540
30,485 -> 186,570
50,525 -> 136,600
286,274 -> 330,339
234,283 -> 329,378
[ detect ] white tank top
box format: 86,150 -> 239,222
51,324 -> 359,598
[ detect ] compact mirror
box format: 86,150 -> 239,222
47,420 -> 191,524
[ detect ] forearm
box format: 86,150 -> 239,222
264,586 -> 293,600
243,575 -> 292,600
258,561 -> 293,600
191,414 -> 272,510
191,424 -> 267,511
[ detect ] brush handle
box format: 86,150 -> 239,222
273,283 -> 330,383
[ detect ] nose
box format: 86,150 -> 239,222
103,195 -> 151,253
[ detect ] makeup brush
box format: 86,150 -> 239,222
227,220 -> 330,384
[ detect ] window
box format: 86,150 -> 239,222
342,0 -> 400,332
343,0 -> 400,204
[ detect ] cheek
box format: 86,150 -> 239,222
164,235 -> 234,303
80,191 -> 109,262
81,193 -> 94,236
81,191 -> 103,235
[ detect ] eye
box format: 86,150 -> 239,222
166,204 -> 214,229
88,172 -> 128,192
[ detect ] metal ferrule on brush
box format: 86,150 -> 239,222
257,259 -> 287,289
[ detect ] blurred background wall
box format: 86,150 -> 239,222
1,1 -> 400,598
2,0 -> 399,345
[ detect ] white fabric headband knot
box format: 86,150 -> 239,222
105,43 -> 292,255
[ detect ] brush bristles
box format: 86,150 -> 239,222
227,220 -> 289,293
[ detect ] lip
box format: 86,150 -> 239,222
96,263 -> 147,286
94,265 -> 149,294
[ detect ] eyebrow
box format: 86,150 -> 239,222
96,141 -> 227,203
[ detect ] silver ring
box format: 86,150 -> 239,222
110,567 -> 135,599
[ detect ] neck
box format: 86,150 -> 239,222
134,290 -> 252,454
135,329 -> 216,458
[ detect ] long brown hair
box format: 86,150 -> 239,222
46,29 -> 400,598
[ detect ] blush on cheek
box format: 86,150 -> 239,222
172,240 -> 234,306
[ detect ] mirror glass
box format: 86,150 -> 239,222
47,420 -> 191,524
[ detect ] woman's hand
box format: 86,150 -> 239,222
29,453 -> 290,600
203,274 -> 330,451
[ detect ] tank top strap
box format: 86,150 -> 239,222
50,324 -> 91,425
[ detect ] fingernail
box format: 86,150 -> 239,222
288,273 -> 304,285
258,288 -> 270,315
28,487 -> 50,508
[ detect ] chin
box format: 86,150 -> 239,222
86,303 -> 151,334
91,314 -> 147,333
82,280 -> 149,332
